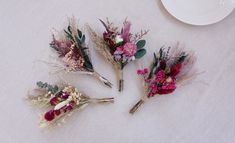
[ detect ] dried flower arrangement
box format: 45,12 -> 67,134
28,81 -> 114,127
50,17 -> 112,88
87,18 -> 148,91
129,45 -> 197,114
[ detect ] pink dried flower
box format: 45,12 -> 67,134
144,68 -> 148,73
150,83 -> 156,88
50,37 -> 72,56
157,82 -> 176,95
148,93 -> 154,97
121,21 -> 131,42
151,87 -> 158,94
146,70 -> 177,97
155,70 -> 165,82
137,68 -> 148,75
145,79 -> 152,83
122,42 -> 137,57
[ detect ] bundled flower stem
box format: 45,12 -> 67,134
50,17 -> 112,88
129,45 -> 197,114
87,18 -> 148,92
28,81 -> 114,127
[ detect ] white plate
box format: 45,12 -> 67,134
161,0 -> 234,25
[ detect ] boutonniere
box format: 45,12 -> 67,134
50,17 -> 112,88
129,45 -> 197,114
28,81 -> 114,127
87,18 -> 148,91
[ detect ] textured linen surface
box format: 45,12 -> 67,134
0,0 -> 235,143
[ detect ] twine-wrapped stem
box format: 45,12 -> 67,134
118,69 -> 124,92
93,71 -> 112,88
129,99 -> 145,114
89,97 -> 114,104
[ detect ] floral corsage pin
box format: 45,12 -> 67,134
50,18 -> 112,88
130,45 -> 197,114
28,81 -> 114,127
87,18 -> 148,91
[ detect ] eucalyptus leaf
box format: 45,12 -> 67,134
43,83 -> 48,88
159,48 -> 163,58
81,35 -> 85,44
75,36 -> 81,46
53,85 -> 59,93
67,26 -> 72,33
36,81 -> 59,94
154,53 -> 157,61
36,81 -> 44,88
47,85 -> 53,91
136,40 -> 146,49
77,29 -> 82,38
134,49 -> 146,59
84,61 -> 93,70
64,30 -> 74,42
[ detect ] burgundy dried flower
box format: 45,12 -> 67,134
50,37 -> 72,57
170,63 -> 182,77
61,92 -> 69,99
50,97 -> 60,106
44,110 -> 55,121
54,110 -> 61,116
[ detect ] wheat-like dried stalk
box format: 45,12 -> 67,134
86,24 -> 121,70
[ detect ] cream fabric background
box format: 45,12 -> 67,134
0,0 -> 235,143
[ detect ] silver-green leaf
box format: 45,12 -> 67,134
136,40 -> 146,49
134,49 -> 146,59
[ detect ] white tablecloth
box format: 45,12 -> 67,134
0,0 -> 235,143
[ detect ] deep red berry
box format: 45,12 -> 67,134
157,88 -> 176,94
54,110 -> 61,116
44,110 -> 55,121
50,97 -> 59,106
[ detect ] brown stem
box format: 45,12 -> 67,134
129,99 -> 144,114
93,71 -> 112,88
118,70 -> 123,92
90,97 -> 114,104
118,79 -> 124,92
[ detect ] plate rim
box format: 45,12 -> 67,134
161,0 -> 234,25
